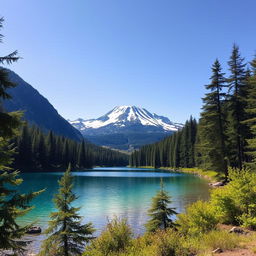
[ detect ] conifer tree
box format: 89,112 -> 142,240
196,59 -> 228,176
77,140 -> 86,168
244,57 -> 256,167
39,164 -> 95,256
0,18 -> 20,139
45,131 -> 56,167
0,17 -> 42,254
226,45 -> 247,169
145,179 -> 177,232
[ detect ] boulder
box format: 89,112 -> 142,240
229,226 -> 244,234
210,181 -> 225,187
26,226 -> 42,234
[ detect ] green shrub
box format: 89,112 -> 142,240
238,213 -> 256,230
84,218 -> 133,256
211,168 -> 256,225
123,229 -> 189,256
149,230 -> 189,256
176,200 -> 218,236
210,186 -> 240,224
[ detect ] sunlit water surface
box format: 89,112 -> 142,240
17,167 -> 210,252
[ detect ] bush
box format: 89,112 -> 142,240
123,229 -> 190,256
84,218 -> 133,256
211,168 -> 256,225
238,213 -> 256,230
176,200 -> 218,236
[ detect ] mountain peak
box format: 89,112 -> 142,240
69,106 -> 183,150
70,106 -> 183,132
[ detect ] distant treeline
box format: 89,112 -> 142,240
129,117 -> 197,168
12,125 -> 128,170
130,45 -> 256,177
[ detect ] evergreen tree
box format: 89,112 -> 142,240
145,179 -> 177,232
0,18 -> 20,139
39,164 -> 95,256
226,45 -> 248,169
45,131 -> 56,167
16,124 -> 32,168
244,57 -> 256,167
196,59 -> 228,176
0,17 -> 42,254
77,140 -> 86,168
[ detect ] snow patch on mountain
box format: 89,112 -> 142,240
69,106 -> 183,132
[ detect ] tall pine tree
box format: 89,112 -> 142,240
196,59 -> 228,176
226,45 -> 247,169
244,57 -> 256,167
0,17 -> 42,254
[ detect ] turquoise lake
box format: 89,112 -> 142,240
18,167 -> 210,251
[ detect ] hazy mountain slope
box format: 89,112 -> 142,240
3,70 -> 83,141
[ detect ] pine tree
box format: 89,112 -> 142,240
77,140 -> 86,168
226,45 -> 247,169
196,59 -> 228,176
145,179 -> 177,232
244,57 -> 256,167
0,17 -> 42,254
45,131 -> 56,167
0,17 -> 20,139
39,164 -> 95,256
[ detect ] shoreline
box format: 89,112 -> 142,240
137,166 -> 222,183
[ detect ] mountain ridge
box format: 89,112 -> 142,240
3,70 -> 83,141
70,105 -> 183,134
69,106 -> 183,150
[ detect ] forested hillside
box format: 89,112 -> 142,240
130,45 -> 256,178
13,125 -> 128,171
130,117 -> 197,168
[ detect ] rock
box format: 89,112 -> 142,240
229,226 -> 244,234
26,226 -> 42,234
212,248 -> 223,253
210,181 -> 225,187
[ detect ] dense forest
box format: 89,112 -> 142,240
130,45 -> 256,178
130,117 -> 197,168
12,124 -> 128,170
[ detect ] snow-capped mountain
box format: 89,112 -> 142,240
70,106 -> 182,133
69,106 -> 183,150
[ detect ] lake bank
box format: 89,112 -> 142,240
136,166 -> 222,183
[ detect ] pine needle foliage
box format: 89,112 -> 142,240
38,164 -> 95,256
196,59 -> 228,176
226,44 -> 248,169
0,17 -> 43,255
145,179 -> 177,232
244,57 -> 256,167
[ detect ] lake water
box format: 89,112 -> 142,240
18,167 -> 210,252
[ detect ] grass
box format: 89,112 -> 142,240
160,167 -> 223,182
137,166 -> 223,182
179,168 -> 223,182
185,229 -> 248,256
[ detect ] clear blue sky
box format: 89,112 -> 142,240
1,0 -> 256,123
